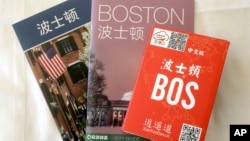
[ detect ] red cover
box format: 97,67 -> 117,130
122,26 -> 230,141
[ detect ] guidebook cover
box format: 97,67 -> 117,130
87,0 -> 194,140
122,26 -> 230,141
12,0 -> 91,140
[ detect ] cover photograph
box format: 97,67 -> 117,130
122,26 -> 230,141
87,0 -> 194,140
12,0 -> 91,140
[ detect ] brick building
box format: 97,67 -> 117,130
25,25 -> 89,140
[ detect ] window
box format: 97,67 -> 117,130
42,42 -> 51,52
57,75 -> 66,86
27,50 -> 36,65
67,62 -> 88,84
56,36 -> 78,56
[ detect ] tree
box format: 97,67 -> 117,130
87,52 -> 111,126
88,53 -> 107,97
78,24 -> 90,66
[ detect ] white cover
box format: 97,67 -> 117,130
0,0 -> 249,141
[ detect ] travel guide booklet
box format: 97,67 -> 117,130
87,0 -> 194,140
12,0 -> 91,140
122,26 -> 230,141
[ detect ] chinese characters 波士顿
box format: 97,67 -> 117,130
161,58 -> 201,78
37,8 -> 80,36
98,24 -> 144,41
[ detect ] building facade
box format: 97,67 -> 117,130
25,25 -> 90,141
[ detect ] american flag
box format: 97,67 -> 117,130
37,46 -> 66,80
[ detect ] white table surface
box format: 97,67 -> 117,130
0,0 -> 250,141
